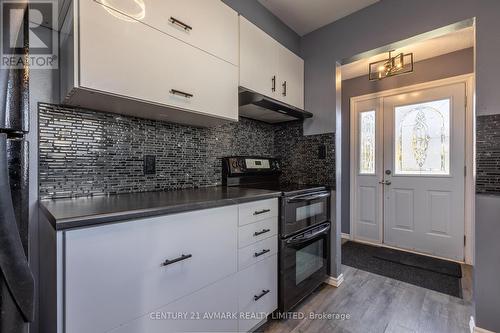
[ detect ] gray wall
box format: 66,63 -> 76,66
29,26 -> 60,333
300,1 -> 500,330
222,0 -> 301,55
341,48 -> 474,234
475,195 -> 500,332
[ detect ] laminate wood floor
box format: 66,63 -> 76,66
261,265 -> 473,333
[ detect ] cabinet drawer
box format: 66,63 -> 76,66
109,274 -> 239,333
238,217 -> 277,249
79,0 -> 238,122
238,254 -> 278,332
238,236 -> 277,271
96,0 -> 238,65
64,206 -> 238,333
239,198 -> 278,226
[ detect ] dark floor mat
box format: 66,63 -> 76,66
373,247 -> 462,278
342,241 -> 462,298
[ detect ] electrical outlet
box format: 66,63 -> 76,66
144,155 -> 156,175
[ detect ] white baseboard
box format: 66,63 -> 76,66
341,233 -> 351,240
470,316 -> 496,333
325,273 -> 344,287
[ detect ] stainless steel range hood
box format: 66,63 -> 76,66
238,90 -> 313,124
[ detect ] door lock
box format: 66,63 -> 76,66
379,180 -> 392,185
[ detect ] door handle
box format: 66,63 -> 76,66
287,191 -> 330,203
161,254 -> 192,267
169,17 -> 192,31
170,89 -> 193,98
254,249 -> 270,257
379,180 -> 392,185
254,229 -> 271,236
285,222 -> 331,245
254,289 -> 270,301
253,209 -> 271,216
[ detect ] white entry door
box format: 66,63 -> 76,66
352,82 -> 466,261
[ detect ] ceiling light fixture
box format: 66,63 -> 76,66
101,0 -> 146,23
369,51 -> 413,80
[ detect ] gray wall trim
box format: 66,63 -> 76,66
222,0 -> 301,56
475,195 -> 500,333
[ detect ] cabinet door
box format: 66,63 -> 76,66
237,254 -> 278,332
278,44 -> 304,109
109,274 -> 239,333
95,0 -> 239,65
79,0 -> 238,121
239,16 -> 278,99
64,206 -> 238,333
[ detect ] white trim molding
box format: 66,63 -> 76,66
341,233 -> 351,240
325,274 -> 344,287
470,316 -> 496,333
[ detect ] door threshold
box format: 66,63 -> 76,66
349,238 -> 466,265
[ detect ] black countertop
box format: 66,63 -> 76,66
40,187 -> 281,231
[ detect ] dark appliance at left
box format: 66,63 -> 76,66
0,4 -> 35,333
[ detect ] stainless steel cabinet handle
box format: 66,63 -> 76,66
170,89 -> 193,98
169,17 -> 192,31
161,254 -> 192,267
379,180 -> 392,185
254,249 -> 270,257
254,289 -> 270,301
253,209 -> 270,216
272,75 -> 276,92
254,229 -> 271,237
282,81 -> 287,96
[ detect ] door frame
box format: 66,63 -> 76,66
349,74 -> 475,264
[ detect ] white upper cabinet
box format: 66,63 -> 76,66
277,44 -> 305,109
60,0 -> 238,127
95,0 -> 239,65
239,16 -> 278,100
239,17 -> 304,109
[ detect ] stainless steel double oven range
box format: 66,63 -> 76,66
222,156 -> 331,312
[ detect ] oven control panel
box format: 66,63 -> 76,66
223,157 -> 280,175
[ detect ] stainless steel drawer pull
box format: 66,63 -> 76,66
170,89 -> 193,98
161,254 -> 192,267
169,17 -> 192,31
254,289 -> 270,301
254,229 -> 271,237
253,209 -> 271,216
254,249 -> 270,257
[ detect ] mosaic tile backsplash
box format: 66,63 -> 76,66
39,104 -> 335,199
476,114 -> 500,194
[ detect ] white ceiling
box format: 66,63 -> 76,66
341,27 -> 474,80
257,0 -> 379,36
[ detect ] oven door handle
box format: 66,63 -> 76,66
287,191 -> 330,203
285,223 -> 331,245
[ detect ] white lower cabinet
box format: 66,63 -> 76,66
64,206 -> 238,333
237,255 -> 278,332
61,199 -> 278,333
109,274 -> 239,333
